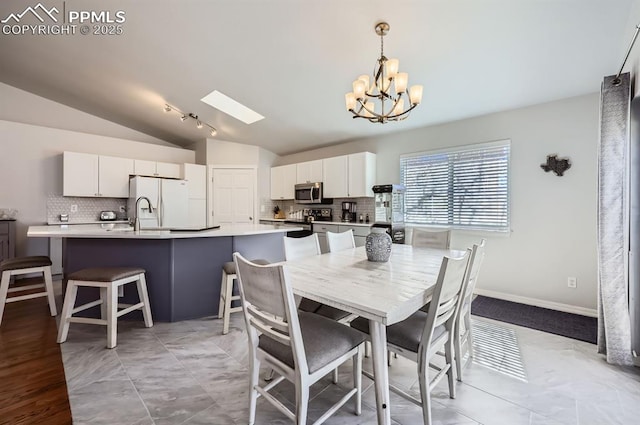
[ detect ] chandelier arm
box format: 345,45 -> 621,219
386,102 -> 418,120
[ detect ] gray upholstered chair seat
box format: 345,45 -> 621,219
223,259 -> 269,275
351,312 -> 446,353
298,298 -> 351,321
0,256 -> 52,272
259,311 -> 365,374
67,267 -> 145,282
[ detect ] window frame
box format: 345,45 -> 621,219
400,139 -> 511,232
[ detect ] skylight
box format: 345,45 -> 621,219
200,90 -> 264,124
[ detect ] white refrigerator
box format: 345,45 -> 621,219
129,176 -> 189,229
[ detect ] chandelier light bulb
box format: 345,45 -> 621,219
163,104 -> 172,113
180,115 -> 188,122
394,72 -> 408,94
409,85 -> 424,105
357,75 -> 370,93
385,59 -> 399,79
210,128 -> 217,137
352,79 -> 366,100
345,93 -> 357,111
196,120 -> 203,129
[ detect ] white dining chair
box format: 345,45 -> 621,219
283,234 -> 351,321
234,253 -> 365,425
411,228 -> 451,249
350,249 -> 471,425
326,230 -> 355,252
453,239 -> 486,381
283,234 -> 321,261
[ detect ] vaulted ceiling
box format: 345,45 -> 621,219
0,0 -> 635,155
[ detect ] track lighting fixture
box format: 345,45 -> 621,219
163,104 -> 218,137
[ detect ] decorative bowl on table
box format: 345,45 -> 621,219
365,228 -> 392,262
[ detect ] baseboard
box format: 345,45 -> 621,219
474,289 -> 598,318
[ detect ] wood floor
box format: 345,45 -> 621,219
0,282 -> 72,425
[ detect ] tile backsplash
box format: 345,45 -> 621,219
47,194 -> 128,224
262,197 -> 375,222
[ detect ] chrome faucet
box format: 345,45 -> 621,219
134,196 -> 154,231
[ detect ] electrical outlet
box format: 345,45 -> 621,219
119,205 -> 126,213
567,277 -> 577,288
70,204 -> 78,213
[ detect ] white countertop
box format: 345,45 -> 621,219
27,223 -> 303,239
259,218 -> 372,227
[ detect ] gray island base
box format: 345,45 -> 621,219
28,224 -> 294,322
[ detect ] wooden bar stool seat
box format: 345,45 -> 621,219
0,256 -> 57,325
57,267 -> 153,348
218,259 -> 269,334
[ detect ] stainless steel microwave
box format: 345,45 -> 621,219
294,182 -> 325,204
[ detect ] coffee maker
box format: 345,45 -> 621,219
341,201 -> 357,222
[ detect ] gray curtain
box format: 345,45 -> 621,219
597,73 -> 633,365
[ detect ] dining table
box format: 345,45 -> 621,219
284,243 -> 466,425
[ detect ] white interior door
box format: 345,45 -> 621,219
212,168 -> 255,225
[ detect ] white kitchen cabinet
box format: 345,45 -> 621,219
270,164 -> 296,200
99,155 -> 134,198
63,151 -> 99,197
347,152 -> 377,197
134,159 -> 181,178
322,155 -> 349,198
338,224 -> 371,248
182,163 -> 207,199
296,160 -> 323,184
156,162 -> 182,178
63,152 -> 133,197
322,153 -> 376,198
313,223 -> 340,254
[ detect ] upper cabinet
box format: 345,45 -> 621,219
98,155 -> 135,198
63,152 -> 133,197
322,152 -> 376,198
182,163 -> 207,199
348,152 -> 377,197
270,164 -> 296,200
134,159 -> 181,179
322,155 -> 348,198
296,160 -> 323,184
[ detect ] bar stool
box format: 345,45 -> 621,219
0,256 -> 57,325
218,259 -> 269,334
57,267 -> 153,348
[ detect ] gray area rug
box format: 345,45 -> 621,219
471,295 -> 597,344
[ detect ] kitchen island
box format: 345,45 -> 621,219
28,223 -> 300,321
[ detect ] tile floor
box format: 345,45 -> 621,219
60,313 -> 640,425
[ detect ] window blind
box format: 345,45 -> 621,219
400,140 -> 510,231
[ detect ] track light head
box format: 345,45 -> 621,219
164,103 -> 217,137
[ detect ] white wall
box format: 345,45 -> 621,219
276,94 -> 599,313
0,120 -> 195,257
0,82 -> 176,147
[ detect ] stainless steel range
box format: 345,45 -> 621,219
283,208 -> 333,238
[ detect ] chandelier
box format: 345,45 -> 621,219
345,22 -> 423,123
